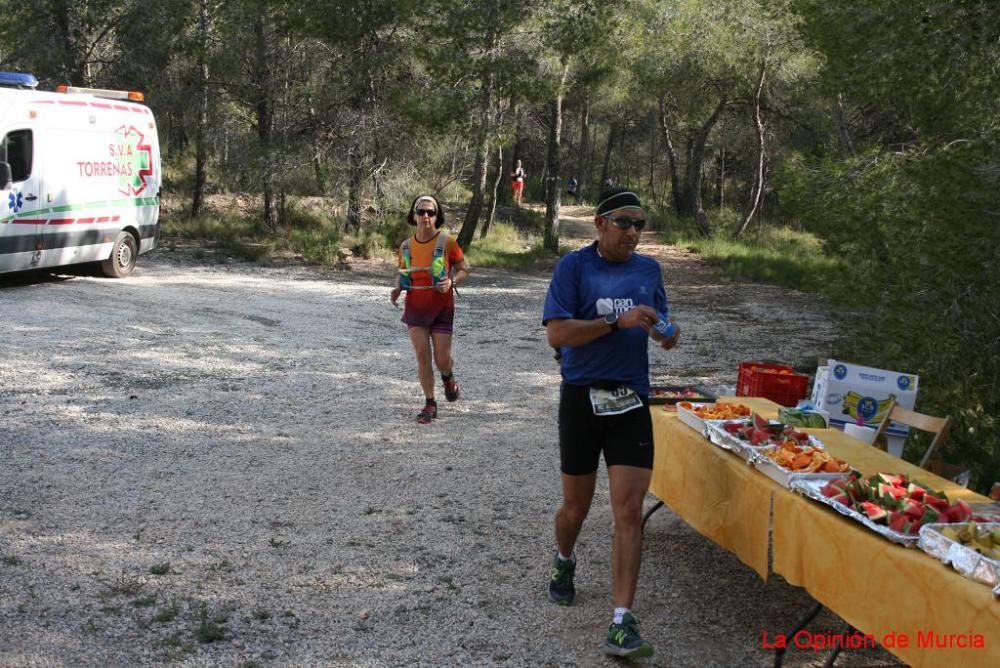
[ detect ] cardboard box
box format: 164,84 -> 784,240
811,359 -> 919,438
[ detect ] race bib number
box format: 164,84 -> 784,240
589,385 -> 643,416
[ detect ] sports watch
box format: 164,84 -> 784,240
603,312 -> 619,332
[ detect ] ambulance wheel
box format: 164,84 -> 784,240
101,231 -> 138,278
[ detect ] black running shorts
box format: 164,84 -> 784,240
558,383 -> 654,475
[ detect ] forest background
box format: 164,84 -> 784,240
1,0 -> 997,491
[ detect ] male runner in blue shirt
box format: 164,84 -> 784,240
542,188 -> 680,659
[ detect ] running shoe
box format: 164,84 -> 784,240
416,400 -> 438,424
547,553 -> 575,605
443,376 -> 460,402
603,612 -> 654,658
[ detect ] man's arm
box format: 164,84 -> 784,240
546,305 -> 658,348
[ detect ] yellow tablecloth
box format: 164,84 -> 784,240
649,397 -> 782,579
649,397 -> 999,667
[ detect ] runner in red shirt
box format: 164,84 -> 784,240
391,195 -> 471,423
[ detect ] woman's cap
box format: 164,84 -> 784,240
412,195 -> 437,212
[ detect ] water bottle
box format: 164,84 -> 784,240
654,315 -> 678,338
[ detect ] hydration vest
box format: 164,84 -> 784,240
399,232 -> 449,290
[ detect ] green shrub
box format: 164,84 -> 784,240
465,222 -> 548,269
778,142 -> 1000,492
666,224 -> 843,292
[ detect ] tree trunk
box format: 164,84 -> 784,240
191,0 -> 211,219
457,72 -> 495,250
51,0 -> 88,84
733,60 -> 768,239
543,61 -> 570,254
252,17 -> 276,232
481,145 -> 503,239
648,122 -> 657,204
574,100 -> 589,203
599,122 -> 618,194
657,97 -> 683,216
684,98 -> 727,237
833,91 -> 855,155
587,125 -> 597,194
346,144 -> 364,231
308,101 -> 325,193
715,148 -> 725,209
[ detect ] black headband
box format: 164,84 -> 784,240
596,191 -> 642,216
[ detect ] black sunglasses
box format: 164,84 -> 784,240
606,216 -> 646,231
415,209 -> 437,217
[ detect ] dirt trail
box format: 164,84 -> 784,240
0,217 -> 902,667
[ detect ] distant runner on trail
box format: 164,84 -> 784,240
567,176 -> 578,200
511,159 -> 526,206
391,194 -> 470,424
542,188 -> 680,659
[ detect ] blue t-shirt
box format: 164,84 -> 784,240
542,242 -> 670,395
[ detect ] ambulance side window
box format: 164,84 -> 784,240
0,129 -> 33,182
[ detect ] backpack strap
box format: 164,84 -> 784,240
399,232 -> 450,290
430,232 -> 449,285
399,237 -> 413,290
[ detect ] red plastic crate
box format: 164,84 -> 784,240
736,361 -> 809,407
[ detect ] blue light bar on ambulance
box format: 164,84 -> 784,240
0,72 -> 39,89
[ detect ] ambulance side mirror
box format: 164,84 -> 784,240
0,162 -> 11,190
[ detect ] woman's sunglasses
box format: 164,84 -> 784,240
415,209 -> 438,217
605,216 -> 646,231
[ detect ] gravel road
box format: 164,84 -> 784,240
0,232 -> 904,667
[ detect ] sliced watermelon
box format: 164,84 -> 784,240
905,483 -> 926,501
924,494 -> 950,512
875,472 -> 907,487
723,421 -> 742,434
945,499 -> 972,523
847,482 -> 867,507
875,482 -> 894,498
832,493 -> 851,507
753,412 -> 769,429
920,506 -> 940,524
860,501 -> 889,523
888,511 -> 909,533
902,499 -> 925,519
940,506 -> 960,523
821,480 -> 840,497
904,519 -> 922,535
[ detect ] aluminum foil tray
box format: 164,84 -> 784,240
918,523 -> 1000,595
743,433 -> 828,465
706,422 -> 826,464
790,478 -> 919,546
704,420 -> 753,456
676,403 -> 717,435
748,447 -> 848,489
649,385 -> 716,406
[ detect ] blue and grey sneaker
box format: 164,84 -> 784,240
604,612 -> 654,658
547,553 -> 575,605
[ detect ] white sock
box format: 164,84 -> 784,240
613,607 -> 630,624
557,551 -> 574,563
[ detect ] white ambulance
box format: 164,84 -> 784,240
0,71 -> 160,277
